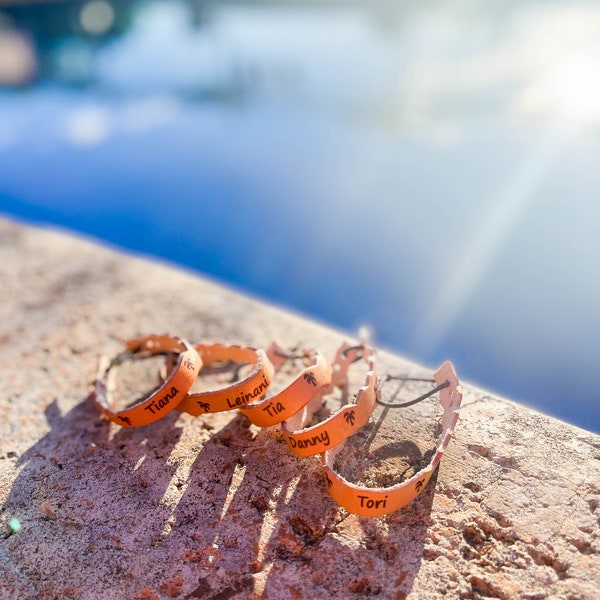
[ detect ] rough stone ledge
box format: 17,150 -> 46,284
0,216 -> 598,600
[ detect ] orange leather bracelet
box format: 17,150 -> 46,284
176,344 -> 275,416
93,334 -> 201,428
280,342 -> 377,457
239,343 -> 332,427
321,361 -> 462,516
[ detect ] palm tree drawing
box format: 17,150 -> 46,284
118,416 -> 132,426
303,372 -> 317,386
197,401 -> 211,413
184,358 -> 195,371
344,410 -> 356,427
324,473 -> 333,489
415,479 -> 425,493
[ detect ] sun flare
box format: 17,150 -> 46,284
522,53 -> 600,125
551,55 -> 600,123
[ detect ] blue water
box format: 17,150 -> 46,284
1,1 -> 599,432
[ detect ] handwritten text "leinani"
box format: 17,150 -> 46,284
226,375 -> 269,409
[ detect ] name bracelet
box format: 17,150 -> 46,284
280,342 -> 377,457
321,361 -> 462,516
239,343 -> 332,428
176,343 -> 275,416
93,334 -> 201,428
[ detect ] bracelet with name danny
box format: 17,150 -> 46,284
280,342 -> 377,457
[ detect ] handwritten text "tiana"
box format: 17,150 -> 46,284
144,386 -> 179,414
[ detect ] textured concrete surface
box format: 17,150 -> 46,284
0,216 -> 599,600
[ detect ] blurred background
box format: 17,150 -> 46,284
0,0 -> 598,432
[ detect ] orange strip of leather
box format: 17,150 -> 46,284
240,344 -> 332,427
176,344 -> 275,415
280,342 -> 377,457
321,361 -> 462,516
93,335 -> 201,428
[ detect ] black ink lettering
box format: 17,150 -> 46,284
227,379 -> 270,409
227,396 -> 244,408
287,429 -> 330,450
144,386 -> 179,414
378,496 -> 388,509
358,495 -> 388,510
263,401 -> 285,418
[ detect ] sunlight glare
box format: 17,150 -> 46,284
414,127 -> 567,355
551,55 -> 600,124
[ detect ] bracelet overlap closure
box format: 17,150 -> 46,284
93,334 -> 201,428
239,343 -> 332,427
176,344 -> 275,416
321,361 -> 462,516
280,342 -> 377,457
